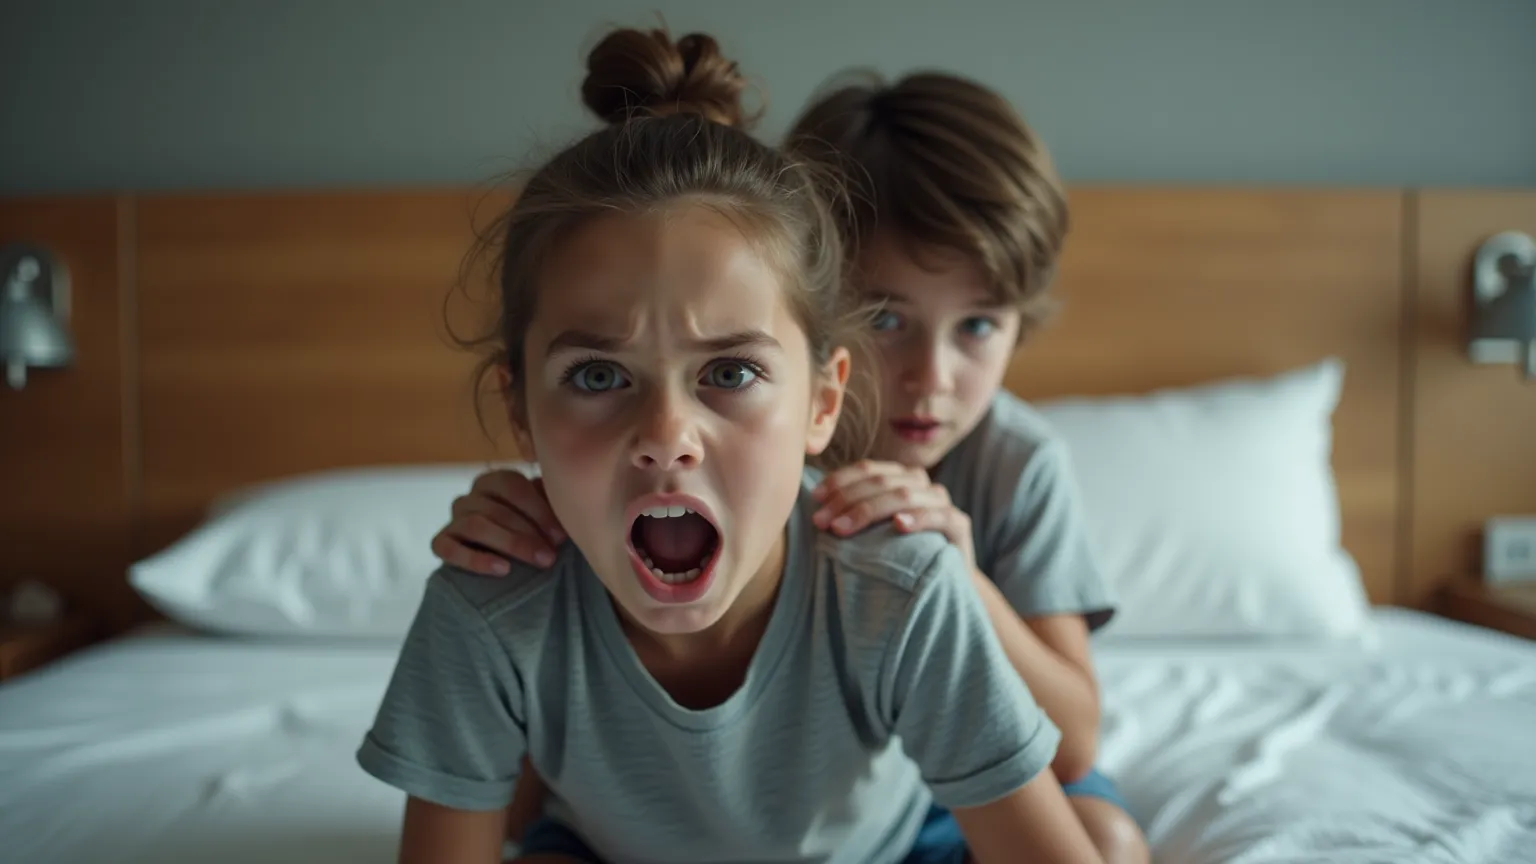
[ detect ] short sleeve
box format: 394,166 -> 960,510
356,571 -> 527,811
985,440 -> 1115,630
880,546 -> 1062,810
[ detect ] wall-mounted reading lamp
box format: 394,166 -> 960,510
0,243 -> 75,390
1468,231 -> 1536,379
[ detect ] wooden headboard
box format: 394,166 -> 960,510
134,191 -> 512,557
3,185 -> 1531,630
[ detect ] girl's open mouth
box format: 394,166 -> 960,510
626,499 -> 722,604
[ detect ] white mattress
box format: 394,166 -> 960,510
2,609 -> 1534,864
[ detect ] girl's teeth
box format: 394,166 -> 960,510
641,555 -> 704,584
639,505 -> 698,519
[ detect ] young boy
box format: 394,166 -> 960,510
432,69 -> 1150,864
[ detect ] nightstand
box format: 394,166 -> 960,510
0,617 -> 100,682
1437,579 -> 1536,640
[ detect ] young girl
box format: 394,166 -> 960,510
359,25 -> 1103,864
432,41 -> 1151,864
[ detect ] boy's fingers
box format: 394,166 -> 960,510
452,512 -> 553,565
506,534 -> 558,569
816,459 -> 907,498
471,468 -> 526,496
475,472 -> 566,544
455,494 -> 565,547
430,532 -> 512,576
469,511 -> 556,565
894,509 -> 974,565
815,473 -> 927,525
826,488 -> 950,534
894,507 -> 947,534
508,481 -> 566,544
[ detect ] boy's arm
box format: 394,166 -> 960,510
952,770 -> 1104,864
978,439 -> 1114,782
970,572 -> 1100,782
399,797 -> 508,864
881,540 -> 1097,858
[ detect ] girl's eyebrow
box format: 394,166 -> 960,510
688,330 -> 782,353
545,329 -> 781,357
545,330 -> 625,355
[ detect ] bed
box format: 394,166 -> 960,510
1097,613 -> 1536,863
3,610 -> 1533,864
3,185 -> 1536,863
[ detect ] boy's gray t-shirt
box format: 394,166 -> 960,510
929,391 -> 1116,631
357,481 -> 1060,864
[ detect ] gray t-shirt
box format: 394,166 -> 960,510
929,391 -> 1116,631
357,480 -> 1060,864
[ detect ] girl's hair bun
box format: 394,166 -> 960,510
581,27 -> 757,129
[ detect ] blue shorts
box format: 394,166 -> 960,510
520,769 -> 1129,863
901,768 -> 1130,864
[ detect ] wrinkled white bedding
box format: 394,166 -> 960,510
1096,610 -> 1536,863
1,609 -> 1533,864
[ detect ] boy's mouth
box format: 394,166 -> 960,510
625,495 -> 722,604
890,416 -> 943,444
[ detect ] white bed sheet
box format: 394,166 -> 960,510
0,629 -> 405,864
1,609 -> 1533,864
1095,610 -> 1536,863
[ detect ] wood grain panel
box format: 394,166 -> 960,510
1411,191 -> 1536,606
2,185 -> 1417,621
136,189 -> 514,555
0,197 -> 141,625
1006,188 -> 1406,605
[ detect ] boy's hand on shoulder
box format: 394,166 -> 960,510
811,459 -> 976,571
430,469 -> 567,576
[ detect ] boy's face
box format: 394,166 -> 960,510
858,231 -> 1021,470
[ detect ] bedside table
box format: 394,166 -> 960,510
0,617 -> 100,682
1437,580 -> 1536,640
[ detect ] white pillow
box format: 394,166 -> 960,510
1036,358 -> 1372,641
129,463 -> 529,638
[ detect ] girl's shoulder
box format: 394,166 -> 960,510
792,468 -> 968,611
807,520 -> 976,667
802,519 -> 1005,724
425,548 -> 578,652
813,519 -> 961,597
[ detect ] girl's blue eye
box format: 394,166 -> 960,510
871,310 -> 903,332
703,360 -> 758,390
959,316 -> 998,339
570,361 -> 628,392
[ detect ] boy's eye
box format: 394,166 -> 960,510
871,310 -> 903,332
702,360 -> 759,390
570,361 -> 629,392
959,316 -> 998,339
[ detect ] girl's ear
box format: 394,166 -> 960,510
498,364 -> 536,459
805,347 -> 851,457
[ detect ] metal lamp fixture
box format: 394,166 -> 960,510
0,243 -> 74,389
1467,231 -> 1536,380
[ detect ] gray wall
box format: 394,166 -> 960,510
2,0 -> 1533,194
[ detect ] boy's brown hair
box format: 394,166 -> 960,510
785,71 -> 1068,337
